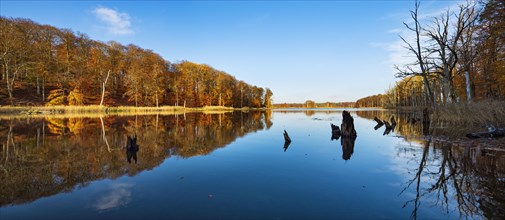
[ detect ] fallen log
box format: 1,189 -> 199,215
341,111 -> 357,137
374,117 -> 384,126
383,127 -> 392,135
373,117 -> 384,130
384,120 -> 392,129
374,123 -> 384,130
466,126 -> 505,139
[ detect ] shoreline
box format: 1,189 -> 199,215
0,105 -> 268,119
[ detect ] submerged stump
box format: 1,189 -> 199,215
283,130 -> 292,143
341,111 -> 357,137
331,123 -> 341,140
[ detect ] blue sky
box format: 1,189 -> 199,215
0,0 -> 459,103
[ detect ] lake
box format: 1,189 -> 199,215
1,109 -> 504,219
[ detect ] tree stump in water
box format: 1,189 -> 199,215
331,123 -> 341,140
341,111 -> 357,137
283,130 -> 292,143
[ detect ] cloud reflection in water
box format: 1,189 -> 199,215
94,183 -> 135,211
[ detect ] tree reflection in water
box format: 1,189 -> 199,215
341,136 -> 356,161
397,139 -> 505,219
330,127 -> 356,161
358,110 -> 505,219
0,111 -> 271,207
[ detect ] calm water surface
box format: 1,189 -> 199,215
1,110 -> 504,219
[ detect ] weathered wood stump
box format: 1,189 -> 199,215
283,130 -> 292,143
341,111 -> 357,137
331,123 -> 341,140
467,126 -> 505,139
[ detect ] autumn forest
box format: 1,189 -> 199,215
356,0 -> 504,108
0,17 -> 273,108
1,0 -> 504,110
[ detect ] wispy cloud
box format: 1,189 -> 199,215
93,7 -> 134,35
386,28 -> 402,34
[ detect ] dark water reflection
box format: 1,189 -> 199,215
358,109 -> 505,219
1,109 -> 504,219
0,112 -> 268,207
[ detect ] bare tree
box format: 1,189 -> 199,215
100,70 -> 111,106
457,2 -> 479,103
425,2 -> 476,104
395,0 -> 435,106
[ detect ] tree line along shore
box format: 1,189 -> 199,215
354,0 -> 504,126
0,17 -> 273,109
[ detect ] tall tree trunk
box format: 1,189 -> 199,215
432,79 -> 437,106
5,63 -> 15,106
100,70 -> 111,106
155,79 -> 159,108
422,76 -> 433,105
135,85 -> 138,107
464,69 -> 472,103
175,85 -> 179,106
442,76 -> 452,104
42,78 -> 45,102
100,116 -> 111,152
36,76 -> 40,95
155,89 -> 159,108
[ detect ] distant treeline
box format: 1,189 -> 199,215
0,17 -> 273,108
274,100 -> 355,108
356,0 -> 504,108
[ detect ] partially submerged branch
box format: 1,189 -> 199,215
466,126 -> 505,139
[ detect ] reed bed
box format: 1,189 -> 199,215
432,100 -> 505,126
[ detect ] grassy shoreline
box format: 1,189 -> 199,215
0,105 -> 257,118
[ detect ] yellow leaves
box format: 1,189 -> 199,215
68,89 -> 84,106
68,118 -> 85,135
46,88 -> 85,106
46,89 -> 66,106
46,118 -> 67,135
